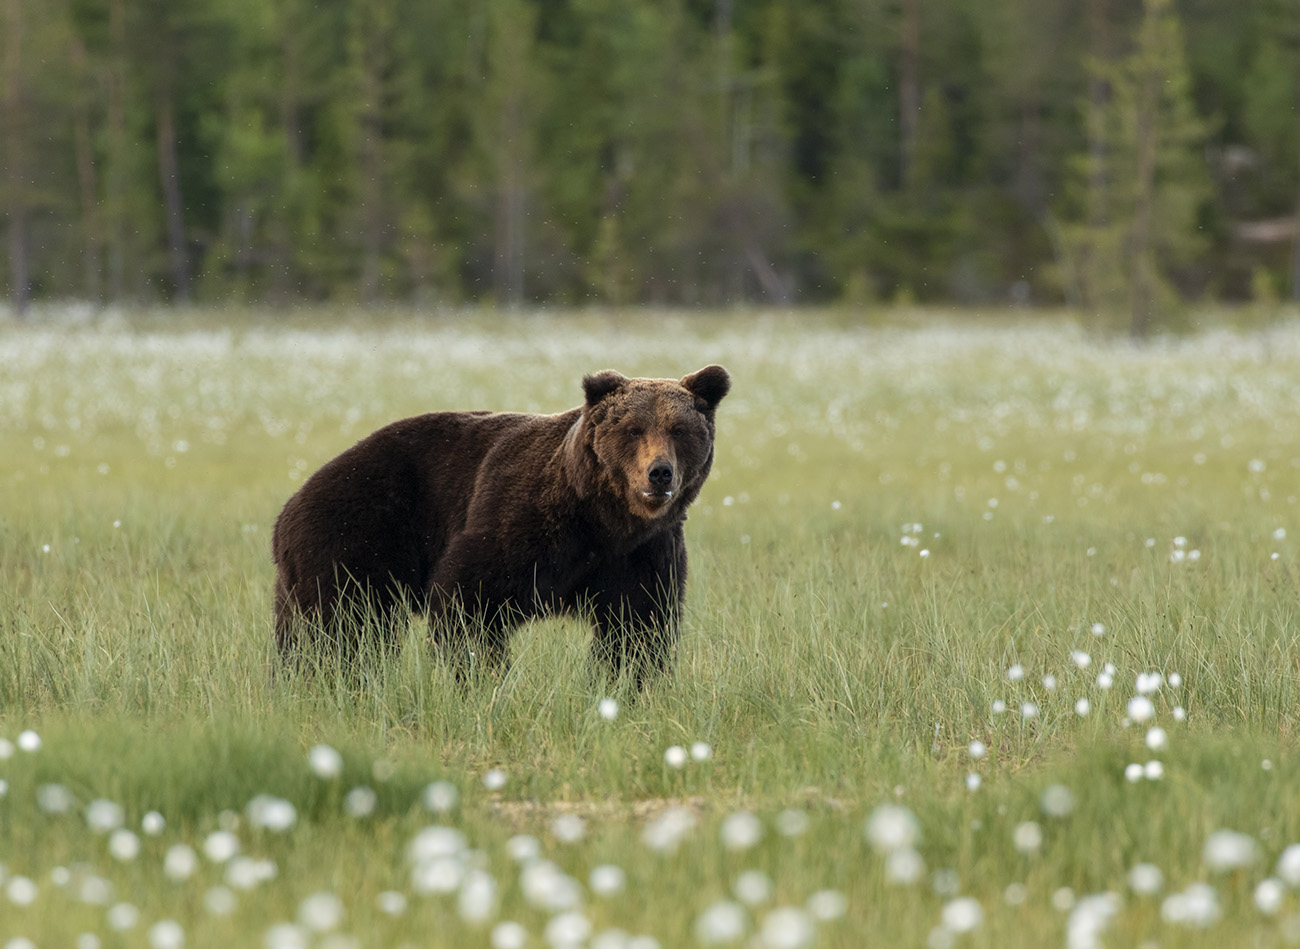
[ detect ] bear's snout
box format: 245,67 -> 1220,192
648,461 -> 675,493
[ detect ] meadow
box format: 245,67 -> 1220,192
1,306 -> 1300,948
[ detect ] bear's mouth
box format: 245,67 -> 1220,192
641,489 -> 674,506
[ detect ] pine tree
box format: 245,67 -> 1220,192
1059,0 -> 1209,335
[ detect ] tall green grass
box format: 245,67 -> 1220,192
1,308 -> 1299,946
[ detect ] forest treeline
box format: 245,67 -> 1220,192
2,0 -> 1299,329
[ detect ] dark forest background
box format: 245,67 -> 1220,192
2,0 -> 1300,332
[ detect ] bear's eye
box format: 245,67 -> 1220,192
625,426 -> 644,439
670,425 -> 688,440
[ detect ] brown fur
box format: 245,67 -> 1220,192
271,365 -> 730,685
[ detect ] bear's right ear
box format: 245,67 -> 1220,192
583,369 -> 627,407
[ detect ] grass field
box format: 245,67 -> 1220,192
2,306 -> 1300,948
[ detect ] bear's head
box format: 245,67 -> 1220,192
568,365 -> 730,522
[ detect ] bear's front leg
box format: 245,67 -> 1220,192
585,527 -> 687,689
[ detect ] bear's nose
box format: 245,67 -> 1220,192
648,462 -> 674,489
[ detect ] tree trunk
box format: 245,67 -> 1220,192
69,35 -> 103,302
105,0 -> 127,301
3,0 -> 30,316
898,0 -> 920,190
358,37 -> 383,305
1130,67 -> 1158,338
156,89 -> 190,302
1292,116 -> 1300,301
494,94 -> 525,307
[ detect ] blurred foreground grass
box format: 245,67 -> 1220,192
1,307 -> 1300,947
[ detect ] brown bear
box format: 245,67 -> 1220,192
272,364 -> 730,685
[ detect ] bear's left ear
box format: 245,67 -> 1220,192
680,364 -> 730,412
583,369 -> 627,407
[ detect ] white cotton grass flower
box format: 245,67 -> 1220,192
77,875 -> 113,905
1070,650 -> 1092,669
1126,696 -> 1155,723
1203,829 -> 1258,872
1143,761 -> 1164,781
642,807 -> 696,853
1135,672 -> 1163,695
1172,706 -> 1187,722
664,745 -> 688,769
597,698 -> 619,721
520,860 -> 582,912
482,769 -> 508,791
968,740 -> 987,760
720,812 -> 763,851
108,829 -> 141,861
1020,701 -> 1039,720
544,910 -> 592,946
422,780 -> 459,813
965,773 -> 982,792
551,813 -> 586,844
774,809 -> 810,837
1013,821 -> 1043,855
1096,672 -> 1114,690
589,865 -> 626,897
757,906 -> 815,948
1145,727 -> 1168,751
490,921 -> 529,949
163,844 -> 200,882
940,896 -> 984,934
106,902 -> 140,931
458,869 -> 499,924
263,923 -> 308,949
865,804 -> 921,853
1040,785 -> 1074,818
408,826 -> 468,864
1124,763 -> 1143,783
694,900 -> 748,944
1276,844 -> 1300,886
37,784 -> 76,814
17,730 -> 41,753
1006,664 -> 1025,682
1090,623 -> 1105,637
147,920 -> 185,949
203,830 -> 240,863
344,786 -> 377,818
884,848 -> 926,885
1255,878 -> 1285,915
86,799 -> 125,834
734,869 -> 773,906
225,857 -> 277,890
805,889 -> 847,922
308,744 -> 344,780
505,834 -> 541,863
691,741 -> 714,761
0,739 -> 12,760
1161,882 -> 1221,927
1066,893 -> 1119,949
991,699 -> 1007,714
142,811 -> 166,836
205,885 -> 237,917
76,930 -> 101,949
6,876 -> 37,906
410,855 -> 463,895
1128,863 -> 1164,895
1074,697 -> 1091,716
246,795 -> 297,832
376,891 -> 407,916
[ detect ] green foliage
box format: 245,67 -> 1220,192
0,1 -> 1297,308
